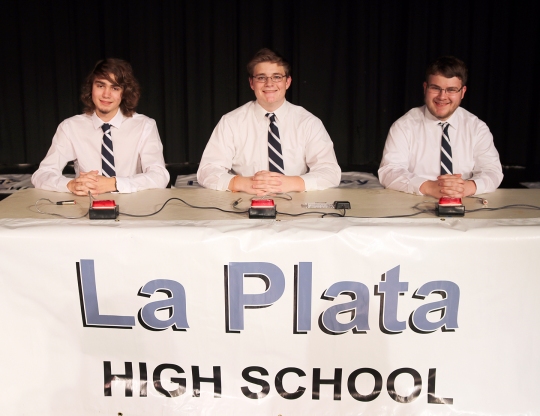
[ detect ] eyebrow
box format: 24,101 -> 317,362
94,80 -> 122,88
254,73 -> 286,77
428,84 -> 460,88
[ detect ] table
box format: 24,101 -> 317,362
3,187 -> 540,221
1,188 -> 539,415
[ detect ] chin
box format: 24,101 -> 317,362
428,105 -> 452,121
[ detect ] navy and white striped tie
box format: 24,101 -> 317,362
439,122 -> 452,175
266,113 -> 284,173
101,123 -> 115,178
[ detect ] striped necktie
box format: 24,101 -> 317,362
439,122 -> 452,175
266,113 -> 284,173
101,123 -> 116,177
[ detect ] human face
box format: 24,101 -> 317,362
92,76 -> 123,121
423,74 -> 467,121
249,62 -> 291,112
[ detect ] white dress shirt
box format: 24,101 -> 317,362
32,111 -> 169,193
197,100 -> 341,191
378,106 -> 503,195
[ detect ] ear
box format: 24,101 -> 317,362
460,85 -> 467,99
285,76 -> 292,90
249,77 -> 255,91
423,81 -> 427,95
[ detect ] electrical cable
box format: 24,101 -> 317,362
119,197 -> 249,217
342,202 -> 434,219
35,198 -> 89,219
276,209 -> 345,218
265,193 -> 293,201
465,204 -> 540,213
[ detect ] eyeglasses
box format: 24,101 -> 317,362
252,75 -> 287,83
427,85 -> 464,95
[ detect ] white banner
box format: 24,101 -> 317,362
1,218 -> 539,415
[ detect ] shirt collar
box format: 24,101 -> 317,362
273,100 -> 289,121
254,100 -> 289,123
91,110 -> 125,130
423,105 -> 460,130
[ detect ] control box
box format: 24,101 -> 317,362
249,199 -> 276,219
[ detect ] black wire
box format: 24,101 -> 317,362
119,197 -> 249,217
465,204 -> 540,213
343,210 -> 431,219
379,210 -> 430,218
276,209 -> 345,218
120,197 -> 438,219
343,202 -> 435,219
35,198 -> 89,219
121,197 -> 347,218
266,193 -> 293,201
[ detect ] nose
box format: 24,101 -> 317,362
264,77 -> 275,86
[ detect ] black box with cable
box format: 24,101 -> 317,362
249,199 -> 276,219
437,197 -> 465,217
89,200 -> 119,220
333,201 -> 351,209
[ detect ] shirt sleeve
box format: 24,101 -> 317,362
115,119 -> 169,193
197,116 -> 236,191
299,118 -> 341,191
31,122 -> 75,193
378,122 -> 428,195
468,123 -> 503,195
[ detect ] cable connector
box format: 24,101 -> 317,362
56,200 -> 76,205
302,202 -> 334,209
333,201 -> 351,209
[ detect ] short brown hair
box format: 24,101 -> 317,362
425,56 -> 468,86
80,58 -> 141,117
247,48 -> 291,77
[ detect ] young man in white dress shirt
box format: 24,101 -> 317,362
378,56 -> 503,198
197,48 -> 341,195
32,58 -> 169,195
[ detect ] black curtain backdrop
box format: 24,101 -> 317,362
2,1 -> 539,179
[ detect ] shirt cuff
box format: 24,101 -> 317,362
58,176 -> 72,193
472,178 -> 485,195
410,177 -> 428,195
300,174 -> 315,192
115,177 -> 131,193
218,173 -> 236,191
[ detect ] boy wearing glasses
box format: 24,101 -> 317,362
378,56 -> 502,198
197,48 -> 340,195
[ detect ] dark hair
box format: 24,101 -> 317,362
425,56 -> 468,86
247,48 -> 291,77
80,58 -> 141,117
